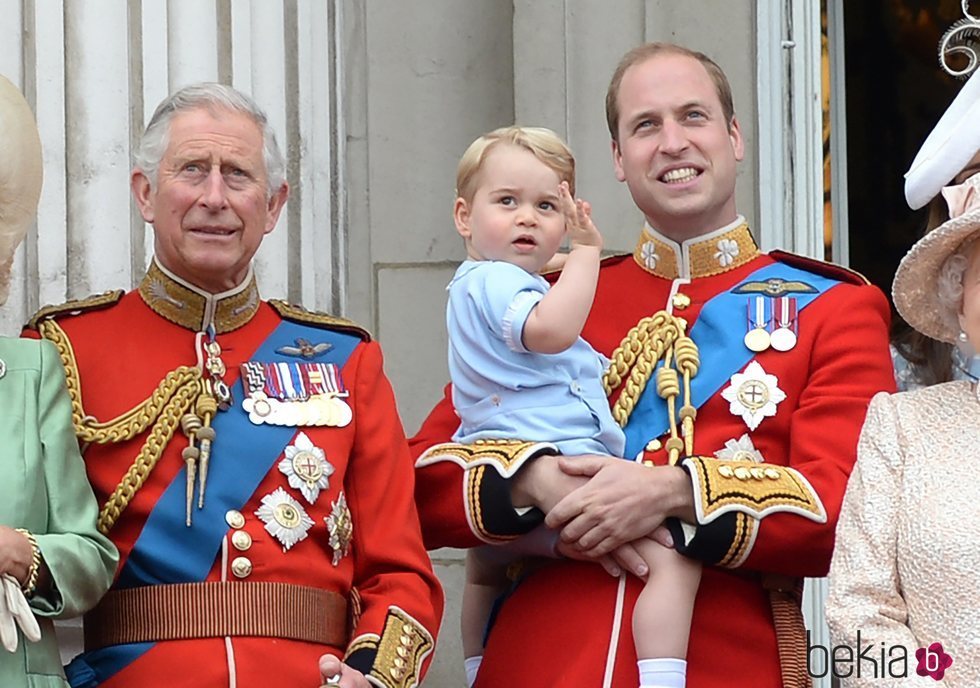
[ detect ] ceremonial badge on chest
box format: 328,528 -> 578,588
721,361 -> 786,431
255,487 -> 315,552
278,432 -> 334,504
241,361 -> 353,427
324,492 -> 353,566
276,338 -> 333,360
714,433 -> 765,463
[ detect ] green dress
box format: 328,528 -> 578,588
0,338 -> 117,687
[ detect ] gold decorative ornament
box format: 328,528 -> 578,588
632,222 -> 759,280
269,300 -> 372,341
603,310 -> 699,464
367,608 -> 434,688
231,530 -> 252,551
684,456 -> 827,524
671,292 -> 691,310
231,556 -> 253,578
414,439 -> 556,479
27,290 -> 125,331
225,510 -> 246,529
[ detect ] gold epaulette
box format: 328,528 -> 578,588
26,290 -> 125,330
268,300 -> 371,341
769,250 -> 871,286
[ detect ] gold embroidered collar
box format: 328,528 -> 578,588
138,258 -> 261,333
632,217 -> 760,280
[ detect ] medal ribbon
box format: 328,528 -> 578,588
70,321 -> 362,686
775,296 -> 798,332
622,262 -> 840,458
747,296 -> 770,331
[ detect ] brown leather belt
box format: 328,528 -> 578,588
84,581 -> 348,650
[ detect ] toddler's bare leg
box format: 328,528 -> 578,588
461,547 -> 511,659
632,537 -> 701,660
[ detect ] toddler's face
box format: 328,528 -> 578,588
454,144 -> 566,273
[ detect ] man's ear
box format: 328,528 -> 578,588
611,139 -> 626,182
131,169 -> 155,223
263,182 -> 290,234
729,116 -> 745,162
453,197 -> 472,239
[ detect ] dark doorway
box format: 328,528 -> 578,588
843,1 -> 963,310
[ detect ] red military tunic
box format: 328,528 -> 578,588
412,221 -> 894,687
28,260 -> 442,688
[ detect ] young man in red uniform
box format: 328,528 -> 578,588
412,43 -> 895,687
26,83 -> 442,688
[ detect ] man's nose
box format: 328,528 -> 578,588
659,119 -> 689,155
200,168 -> 229,208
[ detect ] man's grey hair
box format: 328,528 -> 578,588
936,235 -> 979,334
133,82 -> 286,197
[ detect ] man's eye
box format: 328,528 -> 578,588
686,111 -> 706,120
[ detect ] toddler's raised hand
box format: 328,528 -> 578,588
559,181 -> 603,251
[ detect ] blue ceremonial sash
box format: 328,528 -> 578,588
67,320 -> 362,687
621,262 -> 840,458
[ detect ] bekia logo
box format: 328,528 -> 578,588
807,631 -> 953,681
916,642 -> 953,681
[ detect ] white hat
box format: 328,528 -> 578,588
904,68 -> 980,210
0,74 -> 42,305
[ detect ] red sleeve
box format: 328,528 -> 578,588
410,385 -> 544,549
343,342 -> 444,682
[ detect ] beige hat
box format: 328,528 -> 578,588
0,74 -> 43,305
893,178 -> 980,342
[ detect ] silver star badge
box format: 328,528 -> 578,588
324,492 -> 353,566
720,361 -> 786,431
279,432 -> 334,504
255,488 -> 314,552
714,433 -> 765,463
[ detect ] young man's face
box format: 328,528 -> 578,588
612,52 -> 744,242
454,144 -> 566,274
132,107 -> 288,293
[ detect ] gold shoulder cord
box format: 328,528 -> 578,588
603,310 -> 700,465
39,319 -> 203,534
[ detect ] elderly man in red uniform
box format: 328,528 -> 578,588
26,83 -> 442,688
412,43 -> 894,687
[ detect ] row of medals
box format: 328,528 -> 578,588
744,297 -> 797,353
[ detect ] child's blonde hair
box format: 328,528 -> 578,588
455,126 -> 576,202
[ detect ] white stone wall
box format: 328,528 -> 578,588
0,0 -> 342,338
